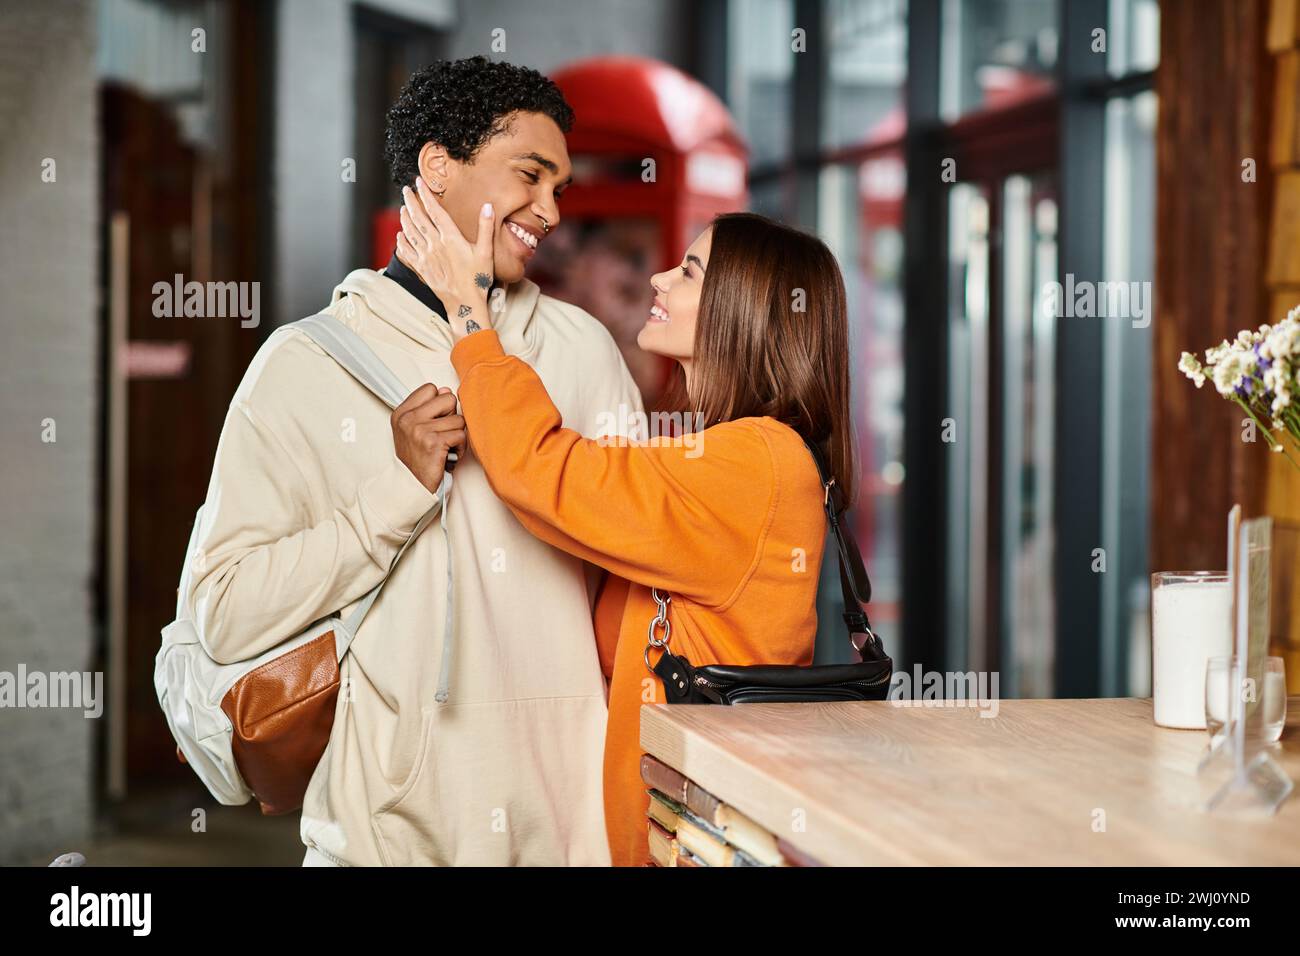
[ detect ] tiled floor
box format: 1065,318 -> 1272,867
28,781 -> 304,867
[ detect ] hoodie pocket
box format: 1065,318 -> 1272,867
371,706 -> 443,866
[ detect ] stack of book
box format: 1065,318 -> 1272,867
641,754 -> 823,867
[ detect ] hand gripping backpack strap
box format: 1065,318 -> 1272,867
291,313 -> 459,473
288,315 -> 456,699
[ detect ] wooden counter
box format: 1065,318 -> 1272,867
639,696 -> 1300,866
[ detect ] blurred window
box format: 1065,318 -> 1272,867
1002,175 -> 1059,696
824,0 -> 907,150
725,0 -> 910,655
816,0 -> 910,656
714,0 -> 1157,686
1104,88 -> 1158,697
932,0 -> 1158,694
820,147 -> 907,644
945,183 -> 992,672
940,0 -> 1059,121
1107,0 -> 1159,78
727,0 -> 795,168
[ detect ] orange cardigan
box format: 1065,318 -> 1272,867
451,330 -> 826,866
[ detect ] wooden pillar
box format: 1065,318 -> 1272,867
1264,0 -> 1300,687
1151,0 -> 1273,574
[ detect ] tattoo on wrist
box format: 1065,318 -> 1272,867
457,304 -> 472,318
465,319 -> 481,334
474,272 -> 492,290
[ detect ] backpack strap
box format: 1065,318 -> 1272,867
290,314 -> 412,409
292,312 -> 458,472
287,314 -> 452,674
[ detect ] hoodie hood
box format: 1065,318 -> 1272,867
331,268 -> 542,357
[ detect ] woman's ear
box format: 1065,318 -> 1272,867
416,141 -> 452,196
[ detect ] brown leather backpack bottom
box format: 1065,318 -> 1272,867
219,630 -> 341,815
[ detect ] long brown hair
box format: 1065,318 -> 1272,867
656,212 -> 856,508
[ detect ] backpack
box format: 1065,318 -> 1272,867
154,313 -> 452,814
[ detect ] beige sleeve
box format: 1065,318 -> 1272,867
185,398 -> 439,665
587,319 -> 646,437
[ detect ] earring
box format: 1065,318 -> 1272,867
427,179 -> 446,197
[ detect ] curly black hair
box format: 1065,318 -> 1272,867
383,56 -> 575,188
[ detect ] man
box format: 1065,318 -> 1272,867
186,57 -> 643,865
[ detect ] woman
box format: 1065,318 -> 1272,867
396,177 -> 855,867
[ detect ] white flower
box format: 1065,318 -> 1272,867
1179,351 -> 1206,388
1264,321 -> 1300,364
1263,365 -> 1290,417
1211,346 -> 1258,398
1183,310 -> 1300,462
1205,340 -> 1232,365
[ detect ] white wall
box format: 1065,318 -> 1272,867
0,0 -> 99,865
272,0 -> 455,326
448,0 -> 694,73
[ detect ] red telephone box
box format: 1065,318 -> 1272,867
548,56 -> 748,269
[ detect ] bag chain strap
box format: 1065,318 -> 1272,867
643,588 -> 673,675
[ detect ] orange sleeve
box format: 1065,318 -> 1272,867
451,330 -> 778,607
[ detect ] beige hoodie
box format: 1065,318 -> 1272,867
186,268 -> 643,865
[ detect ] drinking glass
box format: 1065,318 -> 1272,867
1204,655 -> 1232,743
1152,571 -> 1232,728
1263,656 -> 1288,743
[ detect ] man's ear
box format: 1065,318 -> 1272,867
416,142 -> 452,194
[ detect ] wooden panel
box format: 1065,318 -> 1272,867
1265,428 -> 1300,692
1269,286 -> 1300,321
1269,0 -> 1300,52
1267,0 -> 1300,693
641,699 -> 1300,866
1152,0 -> 1273,575
1264,284 -> 1300,522
1273,50 -> 1300,166
1269,171 -> 1300,283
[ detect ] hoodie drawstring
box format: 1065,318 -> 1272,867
433,469 -> 454,704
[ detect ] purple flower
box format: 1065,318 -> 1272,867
1255,343 -> 1273,374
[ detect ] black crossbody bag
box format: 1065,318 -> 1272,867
648,439 -> 894,704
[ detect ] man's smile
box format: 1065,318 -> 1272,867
505,219 -> 541,257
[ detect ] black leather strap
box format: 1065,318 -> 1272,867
802,439 -> 877,652
653,647 -> 698,703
